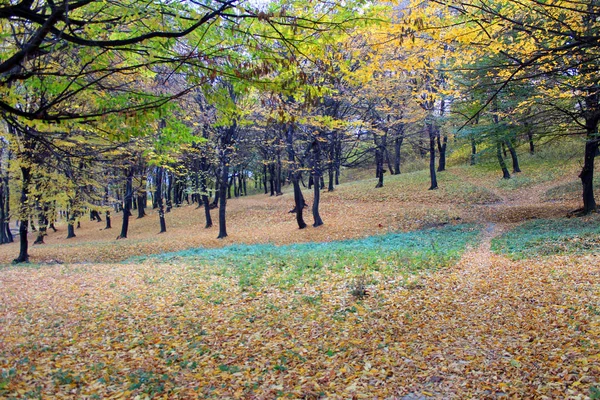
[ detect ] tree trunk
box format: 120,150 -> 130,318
166,171 -> 173,212
505,139 -> 521,173
375,146 -> 384,188
14,165 -> 31,263
470,136 -> 477,166
217,161 -> 229,239
285,124 -> 307,229
0,173 -> 6,244
580,137 -> 598,214
394,132 -> 403,175
312,139 -> 324,227
200,161 -> 213,229
428,123 -> 438,190
156,167 -> 167,233
117,168 -> 134,239
527,131 -> 535,155
263,164 -> 268,194
437,134 -> 447,172
497,142 -> 511,179
136,193 -> 146,218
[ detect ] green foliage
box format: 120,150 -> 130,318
491,217 -> 600,259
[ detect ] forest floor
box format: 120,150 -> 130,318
1,152 -> 600,398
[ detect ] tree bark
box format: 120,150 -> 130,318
14,165 -> 31,263
470,136 -> 477,166
580,137 -> 598,214
505,139 -> 521,173
117,168 -> 133,239
311,139 -> 324,227
156,167 -> 167,233
285,123 -> 307,229
497,142 -> 511,179
427,123 -> 438,190
394,130 -> 404,175
437,134 -> 447,172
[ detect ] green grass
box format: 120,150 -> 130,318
491,216 -> 600,259
132,224 -> 481,289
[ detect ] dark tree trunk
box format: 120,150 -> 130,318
275,151 -> 283,196
580,136 -> 598,214
428,123 -> 438,190
375,146 -> 384,188
67,208 -> 76,239
217,123 -> 236,239
269,164 -> 275,196
156,167 -> 167,233
311,139 -> 324,227
217,162 -> 229,239
117,168 -> 134,239
105,211 -> 111,229
394,132 -> 404,175
263,164 -> 268,194
497,142 -> 511,179
14,165 -> 31,263
527,131 -> 535,155
285,124 -> 307,229
470,136 -> 477,166
166,171 -> 173,212
199,157 -> 213,228
33,203 -> 47,244
505,139 -> 521,173
308,175 -> 313,189
137,193 -> 146,218
437,134 -> 447,172
0,173 -> 6,244
3,166 -> 12,243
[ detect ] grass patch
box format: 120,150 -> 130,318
491,216 -> 600,259
134,224 -> 481,289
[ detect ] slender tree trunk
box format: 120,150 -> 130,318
156,167 -> 167,233
505,139 -> 521,173
375,146 -> 384,188
263,164 -> 268,194
312,139 -> 324,227
394,132 -> 403,175
580,133 -> 598,214
3,164 -> 12,242
269,164 -> 275,196
201,173 -> 212,228
497,142 -> 511,179
14,165 -> 31,263
470,136 -> 477,166
117,168 -> 134,239
285,124 -> 307,229
137,193 -> 146,218
428,123 -> 438,190
66,205 -> 76,239
166,171 -> 173,212
527,131 -> 535,155
217,162 -> 229,238
437,134 -> 447,172
275,152 -> 283,196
